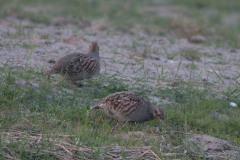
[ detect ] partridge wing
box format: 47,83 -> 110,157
104,92 -> 147,117
66,54 -> 99,75
45,52 -> 80,75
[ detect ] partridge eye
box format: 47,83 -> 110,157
158,114 -> 160,116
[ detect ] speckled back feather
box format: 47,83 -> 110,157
66,54 -> 100,76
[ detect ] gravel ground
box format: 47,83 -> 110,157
1,16 -> 240,91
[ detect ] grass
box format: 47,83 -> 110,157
0,66 -> 240,159
184,62 -> 198,70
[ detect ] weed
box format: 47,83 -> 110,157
40,33 -> 49,39
184,62 -> 198,70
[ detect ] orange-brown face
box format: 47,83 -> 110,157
89,42 -> 99,52
153,106 -> 164,121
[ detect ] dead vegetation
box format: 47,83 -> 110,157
0,130 -> 171,160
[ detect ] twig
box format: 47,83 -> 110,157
122,121 -> 128,127
42,150 -> 67,159
150,150 -> 161,160
54,143 -> 73,156
2,153 -> 20,160
161,153 -> 183,156
97,117 -> 101,123
170,131 -> 190,134
4,147 -> 19,159
36,134 -> 42,145
161,135 -> 165,140
106,152 -> 118,158
138,149 -> 150,158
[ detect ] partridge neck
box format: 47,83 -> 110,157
88,51 -> 100,60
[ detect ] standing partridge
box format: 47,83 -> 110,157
45,42 -> 100,82
92,91 -> 164,123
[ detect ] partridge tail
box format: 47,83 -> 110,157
44,69 -> 54,75
45,66 -> 59,75
92,105 -> 100,109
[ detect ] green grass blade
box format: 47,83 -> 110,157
3,56 -> 11,70
159,74 -> 169,81
175,58 -> 182,77
206,69 -> 214,75
27,42 -> 35,63
234,72 -> 240,80
210,66 -> 224,84
198,68 -> 203,79
122,62 -> 129,74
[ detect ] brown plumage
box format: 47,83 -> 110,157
92,91 -> 164,123
45,42 -> 100,82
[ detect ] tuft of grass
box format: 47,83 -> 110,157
22,42 -> 32,48
184,62 -> 198,70
138,47 -> 150,58
180,50 -> 202,61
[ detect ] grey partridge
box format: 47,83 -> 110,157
45,42 -> 100,82
92,91 -> 164,123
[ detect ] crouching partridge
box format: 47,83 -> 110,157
92,91 -> 164,123
45,42 -> 100,83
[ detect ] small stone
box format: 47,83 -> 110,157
35,51 -> 45,54
189,35 -> 207,43
47,59 -> 56,64
146,54 -> 161,60
230,102 -> 237,107
14,80 -> 32,87
230,49 -> 237,53
172,79 -> 181,84
54,17 -> 78,26
79,18 -> 91,28
185,134 -> 240,159
158,38 -> 169,44
13,80 -> 41,90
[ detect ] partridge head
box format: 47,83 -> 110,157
45,42 -> 100,82
92,91 -> 164,123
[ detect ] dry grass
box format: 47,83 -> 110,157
1,129 -> 173,160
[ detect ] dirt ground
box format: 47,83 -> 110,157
1,16 -> 240,92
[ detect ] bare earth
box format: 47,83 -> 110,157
1,17 -> 240,92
